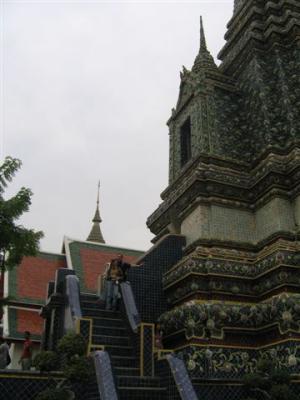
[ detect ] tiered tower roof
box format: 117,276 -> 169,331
87,182 -> 105,244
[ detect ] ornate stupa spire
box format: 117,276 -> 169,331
233,0 -> 245,13
192,16 -> 217,73
200,15 -> 207,52
87,181 -> 105,243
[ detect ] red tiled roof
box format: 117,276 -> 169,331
16,254 -> 66,303
80,248 -> 137,291
67,240 -> 144,293
17,309 -> 44,336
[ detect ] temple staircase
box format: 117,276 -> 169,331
80,293 -> 167,400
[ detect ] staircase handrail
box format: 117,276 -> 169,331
94,350 -> 119,400
120,281 -> 141,333
98,271 -> 141,333
65,275 -> 82,332
166,353 -> 198,400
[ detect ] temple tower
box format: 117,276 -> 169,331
87,182 -> 105,243
148,0 -> 300,381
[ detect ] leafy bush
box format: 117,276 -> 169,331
270,384 -> 297,400
35,387 -> 73,400
33,351 -> 59,372
64,355 -> 93,383
257,359 -> 274,375
242,359 -> 297,400
243,373 -> 262,388
34,333 -> 91,400
57,333 -> 87,359
271,370 -> 290,385
243,373 -> 271,391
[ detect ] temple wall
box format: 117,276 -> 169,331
181,204 -> 255,245
255,198 -> 295,241
293,195 -> 300,228
210,205 -> 255,242
181,197 -> 296,246
181,205 -> 210,243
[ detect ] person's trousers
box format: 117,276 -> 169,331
105,280 -> 120,310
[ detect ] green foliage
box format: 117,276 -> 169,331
242,359 -> 297,400
57,333 -> 87,360
0,157 -> 22,191
243,373 -> 271,391
33,351 -> 59,372
257,359 -> 274,375
270,384 -> 297,400
0,156 -> 43,270
58,334 -> 92,383
34,333 -> 92,400
35,387 -> 73,400
243,373 -> 260,389
271,370 -> 291,385
63,355 -> 93,383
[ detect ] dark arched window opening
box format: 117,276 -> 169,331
180,117 -> 192,167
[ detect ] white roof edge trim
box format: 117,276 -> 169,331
64,236 -> 74,270
7,305 -> 41,312
66,236 -> 145,254
38,250 -> 65,257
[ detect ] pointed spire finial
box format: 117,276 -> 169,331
97,180 -> 100,206
192,16 -> 217,73
87,181 -> 105,244
200,16 -> 207,53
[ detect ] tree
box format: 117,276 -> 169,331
0,156 -> 43,274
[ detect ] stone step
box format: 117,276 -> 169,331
91,344 -> 135,357
82,307 -> 122,319
81,300 -> 102,309
110,355 -> 139,368
80,293 -> 99,303
88,387 -> 166,400
106,344 -> 135,358
92,324 -> 128,337
118,386 -> 167,400
117,376 -> 162,388
88,380 -> 166,400
113,366 -> 140,376
91,316 -> 126,328
92,334 -> 130,347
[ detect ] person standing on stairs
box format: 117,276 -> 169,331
104,259 -> 123,311
104,254 -> 142,311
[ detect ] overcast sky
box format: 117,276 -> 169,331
1,0 -> 234,254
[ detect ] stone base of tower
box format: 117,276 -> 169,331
162,238 -> 300,306
156,235 -> 300,395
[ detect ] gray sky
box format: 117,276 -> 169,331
1,0 -> 233,253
